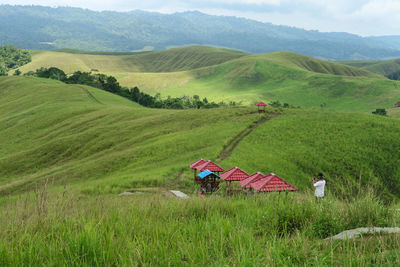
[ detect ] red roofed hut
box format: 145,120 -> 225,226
190,159 -> 206,170
196,160 -> 224,173
190,159 -> 208,183
250,173 -> 297,192
193,160 -> 224,184
221,167 -> 250,182
240,172 -> 265,189
256,102 -> 267,113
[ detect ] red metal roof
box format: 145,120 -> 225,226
195,160 -> 224,172
250,173 -> 297,192
190,159 -> 207,169
256,102 -> 267,106
240,172 -> 265,188
221,167 -> 250,181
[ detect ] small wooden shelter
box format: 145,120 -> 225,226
221,167 -> 250,182
250,173 -> 297,192
191,160 -> 224,184
190,159 -> 207,181
240,172 -> 265,189
197,169 -> 221,193
256,102 -> 267,113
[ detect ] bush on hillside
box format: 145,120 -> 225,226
386,71 -> 400,81
0,45 -> 31,75
34,67 -> 67,81
372,108 -> 387,116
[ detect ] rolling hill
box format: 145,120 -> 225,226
342,58 -> 400,77
15,46 -> 400,112
0,76 -> 260,195
16,46 -> 246,74
1,75 -> 400,265
2,5 -> 400,60
1,75 -> 400,197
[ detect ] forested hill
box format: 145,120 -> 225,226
2,5 -> 400,60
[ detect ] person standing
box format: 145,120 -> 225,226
312,173 -> 326,200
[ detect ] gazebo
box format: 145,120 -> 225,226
250,173 -> 297,192
197,169 -> 221,193
220,167 -> 250,182
194,160 -> 224,184
240,172 -> 265,189
190,159 -> 207,181
256,102 -> 267,113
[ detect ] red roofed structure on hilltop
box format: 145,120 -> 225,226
196,160 -> 224,173
256,102 -> 267,113
240,172 -> 265,188
250,173 -> 297,192
221,167 -> 250,181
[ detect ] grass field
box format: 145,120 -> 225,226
388,107 -> 400,118
15,46 -> 246,74
342,58 -> 400,77
1,76 -> 400,265
1,187 -> 399,266
124,54 -> 399,112
14,46 -> 400,112
2,76 -> 400,196
0,76 -> 270,195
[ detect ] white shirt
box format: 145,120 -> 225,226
313,180 -> 326,197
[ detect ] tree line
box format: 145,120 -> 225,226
24,67 -> 240,109
0,45 -> 31,76
386,71 -> 400,81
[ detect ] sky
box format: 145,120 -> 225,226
1,0 -> 400,36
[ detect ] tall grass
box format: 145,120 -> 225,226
0,182 -> 399,266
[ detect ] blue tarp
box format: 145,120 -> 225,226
198,169 -> 220,179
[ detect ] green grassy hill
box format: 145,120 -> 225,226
254,52 -> 379,77
16,47 -> 400,112
342,58 -> 400,77
223,109 -> 400,198
1,76 -> 400,265
121,52 -> 399,112
1,76 -> 400,196
0,76 -> 260,195
15,46 -> 246,74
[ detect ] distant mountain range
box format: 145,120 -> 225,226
1,5 -> 400,60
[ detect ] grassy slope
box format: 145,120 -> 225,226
15,45 -> 246,74
129,53 -> 399,112
1,76 -> 400,196
222,109 -> 400,198
1,77 -> 400,265
15,47 -> 400,112
0,76 -> 262,195
388,108 -> 400,118
342,58 -> 400,76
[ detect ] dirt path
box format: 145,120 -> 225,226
217,113 -> 281,162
